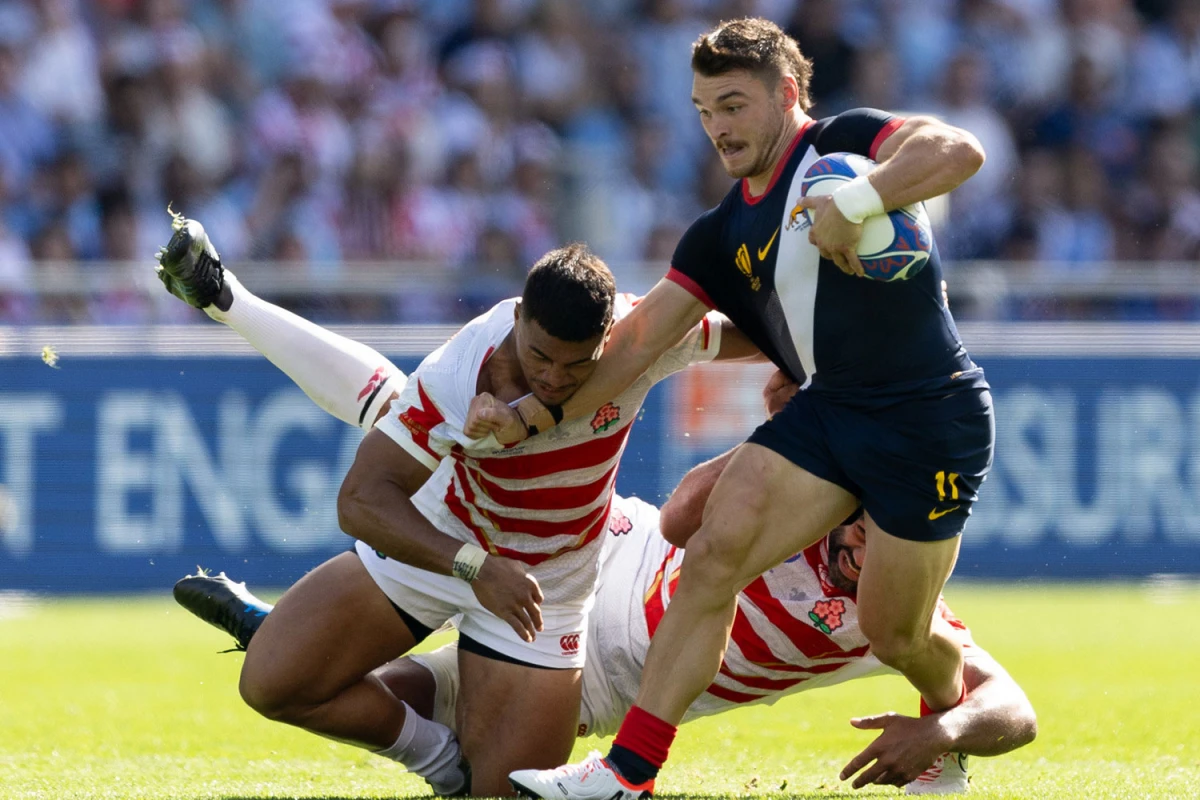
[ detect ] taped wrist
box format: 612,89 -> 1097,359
831,175 -> 885,224
452,543 -> 487,583
516,395 -> 556,437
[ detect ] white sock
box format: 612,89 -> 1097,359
206,272 -> 404,430
375,702 -> 465,792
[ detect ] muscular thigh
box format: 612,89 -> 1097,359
456,649 -> 581,796
834,389 -> 995,543
242,551 -> 421,705
856,517 -> 961,642
690,442 -> 858,591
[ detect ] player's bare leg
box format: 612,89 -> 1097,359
855,517 -> 964,710
509,444 -> 857,798
456,648 -> 581,796
239,552 -> 422,747
372,658 -> 438,722
633,443 -> 857,723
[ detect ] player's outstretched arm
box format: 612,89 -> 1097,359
465,279 -> 709,443
712,319 -> 765,362
338,431 -> 545,642
839,638 -> 1037,789
155,214 -> 402,430
660,370 -> 796,546
659,448 -> 738,547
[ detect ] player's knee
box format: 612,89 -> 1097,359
238,663 -> 303,722
681,531 -> 748,596
859,623 -> 926,671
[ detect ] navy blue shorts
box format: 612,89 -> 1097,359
747,388 -> 994,542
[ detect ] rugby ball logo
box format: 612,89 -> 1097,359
797,152 -> 933,282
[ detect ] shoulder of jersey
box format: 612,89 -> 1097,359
614,292 -> 643,321
417,297 -> 519,414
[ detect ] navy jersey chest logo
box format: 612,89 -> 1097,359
733,225 -> 779,292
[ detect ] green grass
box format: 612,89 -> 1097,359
1,582 -> 1198,799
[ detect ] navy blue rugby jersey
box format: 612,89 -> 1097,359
669,108 -> 986,405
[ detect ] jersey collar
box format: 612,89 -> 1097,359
741,118 -> 815,206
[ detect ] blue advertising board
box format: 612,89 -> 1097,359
2,323 -> 1199,592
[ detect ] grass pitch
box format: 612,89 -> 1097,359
1,582 -> 1197,799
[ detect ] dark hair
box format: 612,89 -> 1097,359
521,243 -> 616,341
691,18 -> 814,111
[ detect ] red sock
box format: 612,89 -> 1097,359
612,705 -> 677,770
920,680 -> 968,717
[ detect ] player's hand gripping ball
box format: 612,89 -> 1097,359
798,153 -> 933,281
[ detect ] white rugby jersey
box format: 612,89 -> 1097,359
580,496 -> 975,737
375,296 -> 723,606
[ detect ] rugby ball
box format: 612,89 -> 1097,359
797,152 -> 933,281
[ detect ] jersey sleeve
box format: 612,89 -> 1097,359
643,310 -> 726,382
374,343 -> 470,472
665,209 -> 721,309
812,107 -> 905,161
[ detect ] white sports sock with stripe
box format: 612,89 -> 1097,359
375,702 -> 466,794
205,272 -> 404,429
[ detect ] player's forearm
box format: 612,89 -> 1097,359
869,120 -> 984,210
559,281 -> 706,421
932,657 -> 1038,756
337,477 -> 464,575
714,321 -> 765,362
660,449 -> 737,546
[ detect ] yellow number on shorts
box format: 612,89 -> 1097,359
935,470 -> 960,501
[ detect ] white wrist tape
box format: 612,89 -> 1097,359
451,543 -> 487,583
831,175 -> 885,224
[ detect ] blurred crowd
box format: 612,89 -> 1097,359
1,0 -> 1199,324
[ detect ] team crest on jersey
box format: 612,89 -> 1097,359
786,198 -> 812,231
591,402 -> 621,433
808,598 -> 846,634
734,244 -> 762,291
608,508 -> 633,536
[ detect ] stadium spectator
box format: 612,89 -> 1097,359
2,0 -> 1200,323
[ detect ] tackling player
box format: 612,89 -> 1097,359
178,367 -> 1034,796
158,269 -> 1034,794
466,19 -> 996,799
154,215 -> 758,796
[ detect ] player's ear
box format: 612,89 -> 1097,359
513,301 -> 521,323
779,74 -> 799,111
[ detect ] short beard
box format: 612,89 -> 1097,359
729,109 -> 789,181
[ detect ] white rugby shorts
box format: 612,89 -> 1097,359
355,540 -> 591,669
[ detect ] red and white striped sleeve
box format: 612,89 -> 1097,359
373,336 -> 475,471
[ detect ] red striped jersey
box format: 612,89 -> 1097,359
374,297 -> 723,606
582,496 -> 974,735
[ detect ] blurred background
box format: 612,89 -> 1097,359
2,0 -> 1200,590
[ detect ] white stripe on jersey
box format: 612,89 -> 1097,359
774,145 -> 823,389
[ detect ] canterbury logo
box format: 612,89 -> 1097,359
559,633 -> 581,654
928,505 -> 960,521
757,226 -> 780,260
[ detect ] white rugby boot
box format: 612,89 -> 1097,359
906,751 -> 969,794
510,751 -> 654,800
